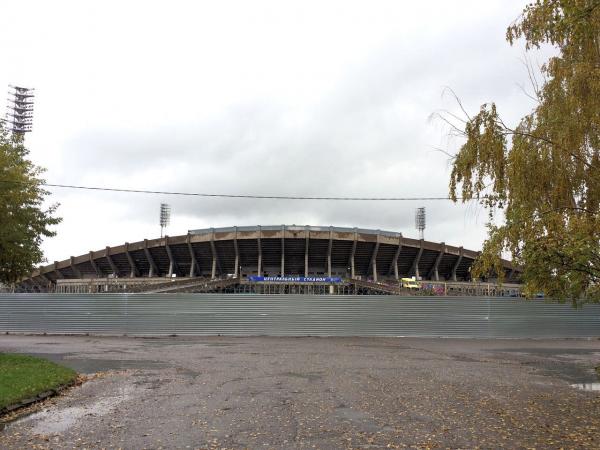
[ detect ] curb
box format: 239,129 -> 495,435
0,378 -> 81,418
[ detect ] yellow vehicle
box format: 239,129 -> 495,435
401,277 -> 420,290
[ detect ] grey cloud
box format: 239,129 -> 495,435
0,0 -> 538,261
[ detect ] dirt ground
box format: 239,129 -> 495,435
1,335 -> 599,449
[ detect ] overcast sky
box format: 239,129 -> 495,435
1,0 -> 548,264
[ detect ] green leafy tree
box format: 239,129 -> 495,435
0,123 -> 61,286
447,1 -> 600,302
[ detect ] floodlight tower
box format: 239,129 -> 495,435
6,85 -> 35,135
415,207 -> 426,240
160,203 -> 171,238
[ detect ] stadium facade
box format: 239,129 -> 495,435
19,226 -> 520,294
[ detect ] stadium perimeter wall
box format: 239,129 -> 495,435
0,294 -> 598,338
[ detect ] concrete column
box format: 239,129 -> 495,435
304,227 -> 310,277
89,252 -> 101,278
349,229 -> 357,278
165,236 -> 178,277
257,226 -> 262,276
234,227 -> 239,278
38,273 -> 52,289
451,247 -> 464,282
125,243 -> 140,278
410,240 -> 424,279
53,262 -> 64,279
388,235 -> 403,280
209,229 -> 219,279
143,240 -> 158,277
327,227 -> 332,277
189,255 -> 196,277
367,232 -> 380,282
105,247 -> 118,276
428,243 -> 445,281
70,257 -> 82,278
281,225 -> 285,276
187,234 -> 199,277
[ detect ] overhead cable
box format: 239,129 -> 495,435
0,180 -> 462,201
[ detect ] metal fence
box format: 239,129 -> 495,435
0,293 -> 598,338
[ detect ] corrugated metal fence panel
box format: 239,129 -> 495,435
0,294 -> 598,338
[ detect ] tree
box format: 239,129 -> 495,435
447,0 -> 600,302
0,123 -> 61,286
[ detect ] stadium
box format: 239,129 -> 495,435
19,225 -> 521,296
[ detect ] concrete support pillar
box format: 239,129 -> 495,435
388,235 -> 403,280
257,227 -> 262,276
125,243 -> 139,278
368,232 -> 380,282
209,229 -> 219,279
105,246 -> 118,276
371,247 -> 379,282
53,262 -> 64,279
70,257 -> 82,278
451,247 -> 464,282
187,234 -> 199,277
349,229 -> 357,278
327,227 -> 332,277
304,228 -> 310,277
189,253 -> 197,277
39,273 -> 52,289
428,242 -> 445,281
165,236 -> 178,277
410,240 -> 424,279
372,259 -> 378,282
281,225 -> 285,276
89,252 -> 101,278
234,227 -> 239,278
143,240 -> 158,277
27,278 -> 41,292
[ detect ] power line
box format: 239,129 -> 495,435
0,180 -> 461,201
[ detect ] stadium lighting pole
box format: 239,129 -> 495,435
5,85 -> 35,136
415,207 -> 426,240
160,203 -> 171,238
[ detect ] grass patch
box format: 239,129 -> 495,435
0,353 -> 77,411
596,365 -> 600,380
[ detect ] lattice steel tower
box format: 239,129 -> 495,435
6,85 -> 35,135
160,203 -> 171,237
415,207 -> 426,240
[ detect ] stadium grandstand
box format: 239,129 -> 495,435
17,226 -> 522,296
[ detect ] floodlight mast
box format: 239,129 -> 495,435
415,207 -> 426,240
160,203 -> 171,238
5,85 -> 35,135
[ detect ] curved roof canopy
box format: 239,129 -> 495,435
22,225 -> 518,286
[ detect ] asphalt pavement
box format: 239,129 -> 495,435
1,335 -> 599,449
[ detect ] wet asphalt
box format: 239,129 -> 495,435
1,335 -> 600,449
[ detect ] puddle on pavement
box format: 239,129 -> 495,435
495,348 -> 600,356
491,348 -> 599,383
24,353 -> 167,374
281,371 -> 323,381
334,407 -> 380,432
571,383 -> 600,391
8,384 -> 137,435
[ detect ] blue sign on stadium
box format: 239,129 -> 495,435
248,276 -> 342,283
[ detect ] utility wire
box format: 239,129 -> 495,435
0,180 -> 461,201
